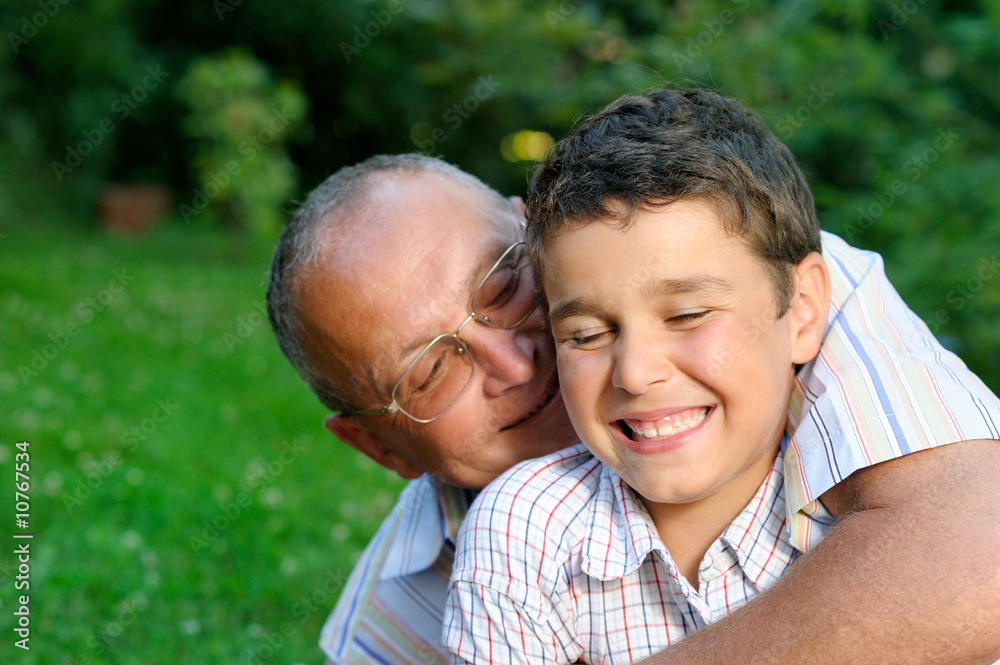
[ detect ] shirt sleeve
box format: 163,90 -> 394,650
444,579 -> 578,665
784,232 -> 1000,550
320,478 -> 451,665
443,458 -> 590,665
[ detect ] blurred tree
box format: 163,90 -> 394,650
174,48 -> 308,241
2,0 -> 997,387
0,0 -> 160,217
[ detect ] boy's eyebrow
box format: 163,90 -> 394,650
548,276 -> 733,324
642,276 -> 733,300
547,297 -> 604,325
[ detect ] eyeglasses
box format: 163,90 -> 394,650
343,241 -> 538,423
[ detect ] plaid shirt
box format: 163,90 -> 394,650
443,444 -> 810,664
320,232 -> 1000,664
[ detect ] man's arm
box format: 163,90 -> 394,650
639,438 -> 1000,665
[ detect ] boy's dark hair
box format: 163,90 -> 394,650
527,88 -> 821,315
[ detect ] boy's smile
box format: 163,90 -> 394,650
542,196 -> 827,527
618,405 -> 712,450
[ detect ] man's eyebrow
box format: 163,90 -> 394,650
462,236 -> 509,295
396,236 -> 510,362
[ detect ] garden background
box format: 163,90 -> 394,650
1,0 -> 998,663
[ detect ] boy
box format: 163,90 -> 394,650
441,89 -> 1000,663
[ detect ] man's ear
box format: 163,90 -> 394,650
323,415 -> 423,481
508,196 -> 527,226
788,252 -> 831,365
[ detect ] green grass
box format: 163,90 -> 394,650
0,215 -> 406,664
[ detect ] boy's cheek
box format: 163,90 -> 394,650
555,361 -> 599,425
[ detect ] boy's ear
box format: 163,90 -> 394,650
788,252 -> 831,365
323,415 -> 423,481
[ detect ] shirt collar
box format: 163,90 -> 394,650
580,463 -> 665,581
379,475 -> 476,580
580,446 -> 790,587
718,450 -> 793,589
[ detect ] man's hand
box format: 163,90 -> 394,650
638,439 -> 1000,665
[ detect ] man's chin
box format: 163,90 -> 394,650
504,388 -> 576,442
430,460 -> 490,490
506,412 -> 581,464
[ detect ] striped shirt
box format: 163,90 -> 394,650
443,444 -> 811,664
320,477 -> 473,664
786,233 -> 1000,549
319,232 -> 1000,664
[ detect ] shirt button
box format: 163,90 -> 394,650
713,556 -> 729,572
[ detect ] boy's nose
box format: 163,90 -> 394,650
612,331 -> 675,394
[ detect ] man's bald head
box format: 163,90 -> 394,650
266,154 -> 521,414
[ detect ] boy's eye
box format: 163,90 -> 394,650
668,310 -> 709,325
557,327 -> 611,349
572,332 -> 603,346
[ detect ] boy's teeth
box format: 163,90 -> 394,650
625,408 -> 707,441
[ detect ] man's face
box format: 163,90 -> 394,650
542,197 -> 815,516
297,172 -> 578,489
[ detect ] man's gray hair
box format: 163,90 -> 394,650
266,153 -> 519,413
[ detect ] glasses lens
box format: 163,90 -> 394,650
395,335 -> 473,421
472,243 -> 537,328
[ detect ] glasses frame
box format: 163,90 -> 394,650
343,240 -> 535,423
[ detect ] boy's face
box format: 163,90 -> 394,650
542,197 -> 820,511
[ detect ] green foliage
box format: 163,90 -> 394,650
175,49 -> 308,241
0,0 -> 162,206
0,215 -> 405,664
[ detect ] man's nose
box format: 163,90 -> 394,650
611,329 -> 676,394
462,322 -> 539,396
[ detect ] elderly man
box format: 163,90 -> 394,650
266,153 -> 1000,665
